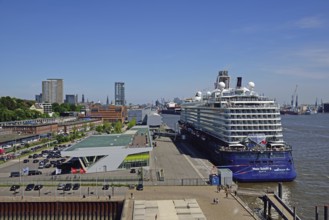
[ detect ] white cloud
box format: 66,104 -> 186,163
271,67 -> 327,80
294,48 -> 329,66
295,16 -> 325,29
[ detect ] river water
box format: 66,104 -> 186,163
162,113 -> 329,220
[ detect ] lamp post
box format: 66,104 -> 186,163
154,156 -> 157,182
14,132 -> 22,184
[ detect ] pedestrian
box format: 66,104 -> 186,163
108,195 -> 111,200
217,185 -> 221,193
225,188 -> 228,198
131,192 -> 133,199
213,198 -> 216,204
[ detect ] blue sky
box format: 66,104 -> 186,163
1,1 -> 328,105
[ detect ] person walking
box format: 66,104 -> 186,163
217,185 -> 221,193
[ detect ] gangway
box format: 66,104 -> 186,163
262,193 -> 301,220
153,131 -> 180,138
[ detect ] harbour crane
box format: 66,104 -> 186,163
291,85 -> 298,108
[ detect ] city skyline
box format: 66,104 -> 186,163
1,1 -> 329,105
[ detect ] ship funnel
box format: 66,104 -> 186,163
236,77 -> 242,89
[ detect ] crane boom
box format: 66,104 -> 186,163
291,85 -> 298,108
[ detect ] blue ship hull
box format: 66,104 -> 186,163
183,130 -> 297,182
218,152 -> 297,182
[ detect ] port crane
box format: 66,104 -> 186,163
291,85 -> 298,108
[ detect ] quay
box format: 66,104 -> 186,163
120,135 -> 259,220
0,135 -> 259,220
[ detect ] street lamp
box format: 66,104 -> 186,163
14,132 -> 22,184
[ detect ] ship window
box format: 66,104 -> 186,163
255,161 -> 261,165
250,161 -> 254,165
269,161 -> 273,165
262,161 -> 267,164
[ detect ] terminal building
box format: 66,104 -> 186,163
61,125 -> 153,173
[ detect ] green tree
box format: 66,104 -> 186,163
96,125 -> 103,133
89,123 -> 95,131
14,108 -> 26,120
127,118 -> 136,129
0,108 -> 14,121
103,121 -> 112,133
0,96 -> 17,110
114,121 -> 122,133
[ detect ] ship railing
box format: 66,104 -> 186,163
216,96 -> 275,102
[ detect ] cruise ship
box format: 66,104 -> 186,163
179,71 -> 297,182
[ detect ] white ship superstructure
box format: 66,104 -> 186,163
179,70 -> 296,182
181,71 -> 283,147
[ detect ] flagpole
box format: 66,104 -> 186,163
19,156 -> 21,184
96,176 -> 98,198
22,171 -> 24,198
79,175 -> 81,197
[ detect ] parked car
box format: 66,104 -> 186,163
72,183 -> 80,190
130,168 -> 136,173
34,184 -> 43,190
64,183 -> 72,191
10,185 -> 20,191
23,159 -> 29,163
25,184 -> 35,191
136,183 -> 144,191
10,171 -> 20,177
28,170 -> 42,176
102,184 -> 109,190
57,183 -> 65,190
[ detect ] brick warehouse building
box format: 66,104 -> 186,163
89,104 -> 127,123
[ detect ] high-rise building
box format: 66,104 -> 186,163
65,94 -> 77,105
42,79 -> 64,104
115,82 -> 125,106
82,94 -> 85,103
35,93 -> 42,103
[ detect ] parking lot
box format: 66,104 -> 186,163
0,182 -> 129,200
1,144 -> 70,178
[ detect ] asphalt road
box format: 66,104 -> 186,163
150,136 -> 214,181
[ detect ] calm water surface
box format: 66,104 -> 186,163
162,113 -> 329,220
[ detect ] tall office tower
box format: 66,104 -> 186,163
82,94 -> 85,103
115,82 -> 125,106
42,79 -> 64,104
65,94 -> 76,105
35,93 -> 43,103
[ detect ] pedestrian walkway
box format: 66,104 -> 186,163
123,185 -> 258,220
